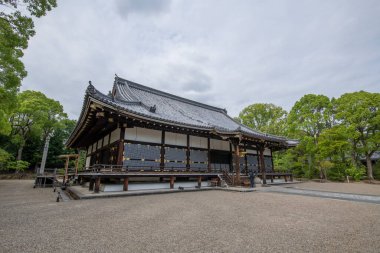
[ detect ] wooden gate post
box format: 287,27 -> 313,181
169,176 -> 174,189
94,177 -> 101,193
123,177 -> 129,191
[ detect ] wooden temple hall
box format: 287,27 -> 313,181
66,76 -> 298,192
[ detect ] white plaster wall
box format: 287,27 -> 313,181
210,139 -> 230,151
264,148 -> 271,156
110,128 -> 120,144
165,132 -> 187,146
246,149 -> 257,154
125,127 -> 162,144
97,139 -> 102,149
87,145 -> 92,154
103,134 -> 109,147
189,135 -> 208,149
85,156 -> 91,168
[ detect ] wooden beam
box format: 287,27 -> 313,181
169,176 -> 174,189
198,176 -> 202,188
123,177 -> 129,191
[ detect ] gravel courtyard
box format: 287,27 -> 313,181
0,180 -> 379,253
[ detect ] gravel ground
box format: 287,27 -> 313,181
0,180 -> 379,253
287,181 -> 380,195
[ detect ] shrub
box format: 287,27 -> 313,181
345,165 -> 365,181
7,160 -> 30,172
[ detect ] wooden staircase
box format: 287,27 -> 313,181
219,170 -> 233,187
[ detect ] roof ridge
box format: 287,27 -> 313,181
115,76 -> 227,114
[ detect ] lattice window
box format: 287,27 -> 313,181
123,143 -> 161,171
165,147 -> 186,170
190,149 -> 208,171
264,156 -> 273,172
247,154 -> 259,172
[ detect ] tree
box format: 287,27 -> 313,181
0,0 -> 57,134
287,94 -> 333,179
335,91 -> 380,181
238,103 -> 288,135
9,90 -> 66,161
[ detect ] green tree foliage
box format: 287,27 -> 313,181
238,103 -> 288,135
0,0 -> 57,134
287,94 -> 333,179
0,147 -> 12,170
9,90 -> 66,161
334,91 -> 380,181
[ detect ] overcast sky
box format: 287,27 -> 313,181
22,0 -> 380,120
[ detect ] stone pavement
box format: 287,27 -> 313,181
258,185 -> 380,204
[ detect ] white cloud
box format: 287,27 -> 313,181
22,0 -> 380,120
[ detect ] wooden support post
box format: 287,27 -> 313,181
271,175 -> 274,183
198,176 -> 202,188
123,177 -> 129,191
284,175 -> 288,182
89,178 -> 94,191
259,145 -> 267,185
186,134 -> 190,171
64,157 -> 69,184
169,176 -> 175,189
94,177 -> 100,193
234,142 -> 241,186
207,137 -> 211,172
160,131 -> 165,171
290,174 -> 293,182
117,127 -> 126,166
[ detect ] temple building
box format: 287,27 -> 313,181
66,76 -> 297,192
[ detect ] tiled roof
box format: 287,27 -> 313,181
95,77 -> 296,144
67,76 -> 298,147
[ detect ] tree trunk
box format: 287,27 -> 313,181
17,145 -> 24,161
366,155 -> 374,182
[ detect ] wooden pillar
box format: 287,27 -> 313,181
207,137 -> 211,172
117,127 -> 126,166
64,157 -> 69,183
169,176 -> 174,189
234,143 -> 241,185
198,176 -> 202,188
89,178 -> 94,191
94,177 -> 100,193
123,177 -> 129,191
186,134 -> 190,171
259,145 -> 267,185
160,131 -> 165,171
